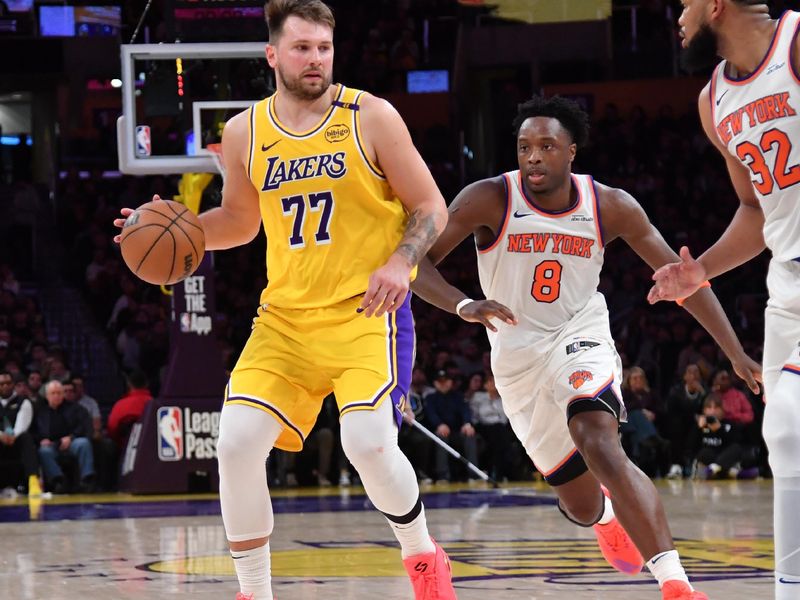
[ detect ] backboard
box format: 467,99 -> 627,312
117,42 -> 272,175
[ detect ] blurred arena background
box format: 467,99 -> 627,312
0,1 -> 794,598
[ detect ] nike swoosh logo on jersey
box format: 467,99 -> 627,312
261,140 -> 281,152
716,90 -> 729,106
779,577 -> 800,584
513,210 -> 534,218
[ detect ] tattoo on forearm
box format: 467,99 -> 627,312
395,209 -> 441,266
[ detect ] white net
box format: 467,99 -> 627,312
206,143 -> 226,183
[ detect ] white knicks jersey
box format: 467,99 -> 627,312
711,10 -> 800,262
477,171 -> 608,370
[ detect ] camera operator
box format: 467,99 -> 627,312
687,396 -> 744,480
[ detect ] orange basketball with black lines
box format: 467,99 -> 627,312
120,199 -> 205,285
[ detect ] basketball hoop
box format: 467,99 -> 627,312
206,143 -> 226,183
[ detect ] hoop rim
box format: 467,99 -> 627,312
204,143 -> 226,179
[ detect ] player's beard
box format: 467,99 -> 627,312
277,65 -> 331,101
680,23 -> 720,73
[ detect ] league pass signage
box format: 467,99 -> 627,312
157,406 -> 220,461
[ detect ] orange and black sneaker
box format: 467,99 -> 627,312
592,487 -> 644,575
402,538 -> 458,599
661,580 -> 708,599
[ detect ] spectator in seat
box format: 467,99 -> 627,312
712,369 -> 754,427
398,368 -> 435,483
66,377 -> 117,491
44,357 -> 71,384
27,369 -> 43,401
70,376 -> 98,433
0,370 -> 40,495
424,369 -> 477,482
688,396 -> 751,480
107,369 -> 153,448
25,342 -> 48,374
469,374 -> 514,482
463,371 -> 485,405
34,380 -> 95,493
13,372 -> 30,400
664,364 -> 707,479
621,367 -> 669,476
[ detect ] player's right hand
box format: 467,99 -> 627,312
730,353 -> 762,395
112,194 -> 163,243
648,246 -> 707,303
459,299 -> 517,332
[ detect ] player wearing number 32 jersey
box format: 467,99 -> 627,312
650,3 -> 800,599
412,95 -> 761,600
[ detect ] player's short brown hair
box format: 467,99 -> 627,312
264,0 -> 335,42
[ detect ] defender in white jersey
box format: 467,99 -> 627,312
652,3 -> 800,597
414,96 -> 761,600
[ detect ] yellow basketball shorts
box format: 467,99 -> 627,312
224,293 -> 413,451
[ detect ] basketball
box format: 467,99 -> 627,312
119,199 -> 205,285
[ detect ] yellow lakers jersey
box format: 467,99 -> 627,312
247,84 -> 412,309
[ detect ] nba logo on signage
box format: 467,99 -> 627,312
135,125 -> 151,157
180,312 -> 191,333
157,406 -> 184,461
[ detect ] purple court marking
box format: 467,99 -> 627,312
0,489 -> 557,523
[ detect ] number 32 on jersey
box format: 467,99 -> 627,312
281,191 -> 335,249
736,128 -> 800,196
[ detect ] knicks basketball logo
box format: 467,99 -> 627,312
568,370 -> 593,389
325,124 -> 351,143
157,407 -> 184,461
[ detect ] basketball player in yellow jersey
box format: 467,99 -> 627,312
113,2 -> 456,599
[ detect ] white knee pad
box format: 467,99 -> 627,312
340,400 -> 418,516
217,404 -> 283,542
763,373 -> 800,478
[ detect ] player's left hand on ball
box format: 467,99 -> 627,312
112,208 -> 135,243
359,255 -> 412,318
731,353 -> 762,395
459,299 -> 518,332
112,195 -> 163,243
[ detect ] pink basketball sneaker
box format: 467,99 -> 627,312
661,580 -> 708,599
592,486 -> 644,575
402,538 -> 458,599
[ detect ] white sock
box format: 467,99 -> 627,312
775,476 -> 800,600
231,543 -> 271,599
646,549 -> 691,589
388,504 -> 436,558
597,495 -> 615,525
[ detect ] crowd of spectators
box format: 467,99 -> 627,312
0,0 -> 774,492
37,95 -> 771,491
0,259 -> 123,495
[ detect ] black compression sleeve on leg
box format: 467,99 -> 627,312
557,489 -> 605,527
383,495 -> 423,524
